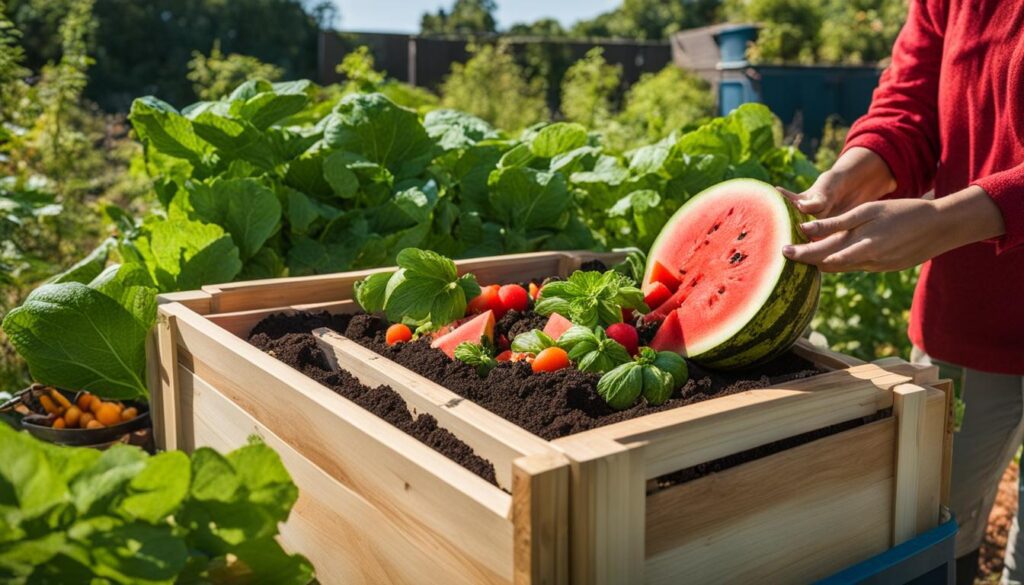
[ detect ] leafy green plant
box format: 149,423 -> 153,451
352,248 -> 480,331
597,347 -> 688,409
557,325 -> 632,373
453,339 -> 498,375
535,271 -> 647,328
187,41 -> 285,101
560,48 -> 622,128
439,43 -> 549,132
510,329 -> 559,354
0,424 -> 313,584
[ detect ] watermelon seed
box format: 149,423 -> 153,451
730,252 -> 742,264
738,231 -> 747,240
718,286 -> 725,294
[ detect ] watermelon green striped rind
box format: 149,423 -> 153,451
645,178 -> 820,369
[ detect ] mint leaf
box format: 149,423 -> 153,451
453,341 -> 498,376
1,283 -> 150,399
511,329 -> 557,355
535,270 -> 648,328
597,362 -> 643,410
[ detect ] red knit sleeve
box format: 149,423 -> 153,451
842,0 -> 947,198
973,163 -> 1024,254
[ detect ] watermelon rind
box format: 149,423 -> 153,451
644,178 -> 820,369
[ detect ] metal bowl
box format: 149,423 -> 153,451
16,387 -> 151,447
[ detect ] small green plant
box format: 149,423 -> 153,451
560,47 -> 622,128
0,424 -> 313,583
187,41 -> 284,101
440,43 -> 549,131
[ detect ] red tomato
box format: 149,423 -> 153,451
605,322 -> 640,356
496,334 -> 510,351
532,347 -> 570,373
498,284 -> 529,313
467,284 -> 503,317
496,350 -> 514,362
386,323 -> 413,345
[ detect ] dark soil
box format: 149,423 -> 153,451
249,310 -> 825,441
978,462 -> 1019,583
248,328 -> 498,487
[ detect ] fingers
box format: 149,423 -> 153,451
778,187 -> 827,215
821,238 -> 877,272
799,205 -> 875,240
783,232 -> 877,272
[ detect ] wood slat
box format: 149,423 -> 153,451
513,453 -> 571,585
154,310 -> 181,450
156,289 -> 213,314
792,337 -> 867,369
893,384 -> 928,545
644,418 -> 896,584
554,365 -> 908,480
873,357 -> 941,385
167,303 -> 515,581
314,327 -> 555,491
181,366 -> 511,585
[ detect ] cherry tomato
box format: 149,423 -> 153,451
96,403 -> 123,426
496,350 -> 514,362
532,347 -> 570,373
52,417 -> 66,429
64,406 -> 82,427
77,393 -> 94,411
606,323 -> 640,356
121,407 -> 139,421
498,284 -> 529,313
467,284 -> 503,317
386,323 -> 413,346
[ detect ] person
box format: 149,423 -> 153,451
780,0 -> 1023,582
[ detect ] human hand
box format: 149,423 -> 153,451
779,147 -> 897,218
782,186 -> 1006,273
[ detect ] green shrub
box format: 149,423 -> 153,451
440,43 -> 549,131
187,42 -> 284,101
560,47 -> 622,127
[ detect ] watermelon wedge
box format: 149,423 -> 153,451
542,313 -> 574,340
431,310 -> 495,358
645,179 -> 820,369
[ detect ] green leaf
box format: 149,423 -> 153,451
511,329 -> 557,355
0,424 -> 70,520
2,283 -> 150,399
133,218 -> 242,291
652,351 -> 689,390
535,270 -> 647,328
324,93 -> 436,180
227,444 -> 297,522
49,238 -> 114,285
230,536 -> 315,585
497,143 -> 535,169
488,167 -> 570,231
119,452 -> 190,524
397,248 -> 457,282
188,178 -> 282,260
607,190 -> 668,248
453,341 -> 498,376
189,448 -> 239,503
640,365 -> 675,406
725,103 -> 776,162
191,112 -> 281,170
71,445 -> 148,515
628,144 -> 672,175
129,97 -> 210,165
88,264 -> 158,330
88,522 -> 188,584
597,362 -> 643,410
323,150 -> 360,198
424,109 -> 499,150
354,271 -> 392,313
530,123 -> 588,158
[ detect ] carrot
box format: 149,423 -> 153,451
386,323 -> 413,346
121,407 -> 138,421
96,403 -> 123,426
38,395 -> 61,415
50,389 -> 72,410
532,347 -> 570,373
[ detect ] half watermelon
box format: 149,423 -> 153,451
645,179 -> 820,369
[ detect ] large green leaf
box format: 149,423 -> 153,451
1,283 -> 150,399
488,167 -> 570,231
49,238 -> 114,285
118,452 -> 191,524
424,109 -> 499,151
129,97 -> 210,165
133,218 -> 242,292
88,264 -> 158,330
324,93 -> 436,180
188,178 -> 282,260
71,446 -> 148,516
530,122 -> 588,158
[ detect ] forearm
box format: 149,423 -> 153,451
828,147 -> 898,202
933,185 -> 1006,250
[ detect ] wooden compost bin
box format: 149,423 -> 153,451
148,251 -> 953,585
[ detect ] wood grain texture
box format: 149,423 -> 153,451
873,357 -> 941,385
644,419 -> 896,585
181,367 -> 510,585
156,290 -> 213,314
314,327 -> 555,491
792,337 -> 867,369
932,379 -> 956,507
893,384 -> 928,545
167,303 -> 516,582
916,387 -> 946,534
154,309 -> 181,450
553,365 -> 908,480
513,453 -> 570,585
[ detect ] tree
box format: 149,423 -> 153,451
440,43 -> 548,131
187,42 -> 285,101
604,64 -> 714,150
571,0 -> 723,40
560,48 -> 622,127
421,0 -> 497,36
507,17 -> 565,37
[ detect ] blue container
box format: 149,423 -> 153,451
816,516 -> 958,585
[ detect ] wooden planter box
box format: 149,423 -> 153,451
149,252 -> 953,585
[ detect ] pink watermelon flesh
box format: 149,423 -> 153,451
542,313 -> 574,340
648,260 -> 681,292
643,181 -> 791,356
431,310 -> 495,358
650,309 -> 684,353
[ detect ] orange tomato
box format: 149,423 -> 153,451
77,393 -> 94,411
64,406 -> 82,427
96,403 -> 123,426
532,347 -> 570,373
80,412 -> 95,428
86,420 -> 105,430
52,417 -> 66,429
528,282 -> 541,300
385,323 -> 413,346
121,407 -> 138,421
89,398 -> 104,414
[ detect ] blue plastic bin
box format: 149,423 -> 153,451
816,516 -> 958,585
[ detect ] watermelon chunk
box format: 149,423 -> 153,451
542,313 -> 573,340
642,281 -> 672,312
643,179 -> 820,369
648,260 -> 681,292
431,310 -> 495,358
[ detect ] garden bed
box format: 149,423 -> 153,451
151,251 -> 953,585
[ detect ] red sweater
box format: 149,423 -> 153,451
844,0 -> 1024,374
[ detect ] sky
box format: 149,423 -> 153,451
333,0 -> 620,34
